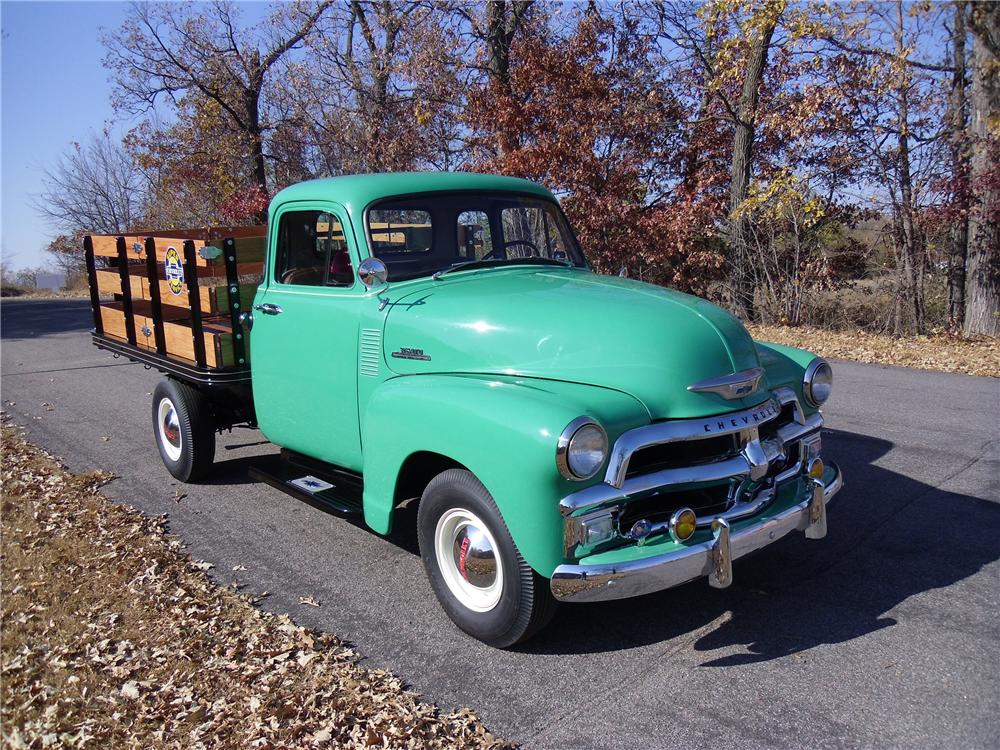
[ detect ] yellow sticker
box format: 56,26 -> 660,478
165,247 -> 184,295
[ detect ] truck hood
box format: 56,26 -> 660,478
382,268 -> 765,419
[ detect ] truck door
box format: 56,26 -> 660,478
250,202 -> 363,471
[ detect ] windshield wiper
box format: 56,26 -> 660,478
432,256 -> 570,281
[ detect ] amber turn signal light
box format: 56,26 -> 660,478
808,458 -> 825,480
669,507 -> 697,543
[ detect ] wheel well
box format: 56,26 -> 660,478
393,451 -> 465,509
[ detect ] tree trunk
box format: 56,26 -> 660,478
947,1 -> 970,328
965,2 -> 1000,335
728,2 -> 782,321
896,76 -> 926,334
245,86 -> 269,224
484,1 -> 533,93
889,0 -> 926,334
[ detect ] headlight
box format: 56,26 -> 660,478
556,417 -> 608,481
803,358 -> 833,407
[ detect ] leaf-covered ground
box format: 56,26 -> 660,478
748,325 -> 999,378
0,423 -> 510,749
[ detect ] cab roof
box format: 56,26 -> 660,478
270,172 -> 554,216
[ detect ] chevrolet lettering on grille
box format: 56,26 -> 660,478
702,399 -> 779,434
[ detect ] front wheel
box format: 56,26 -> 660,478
417,469 -> 557,647
151,379 -> 216,482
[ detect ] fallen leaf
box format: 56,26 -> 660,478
120,682 -> 140,699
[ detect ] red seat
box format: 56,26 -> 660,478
329,250 -> 353,285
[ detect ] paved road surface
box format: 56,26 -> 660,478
2,298 -> 998,749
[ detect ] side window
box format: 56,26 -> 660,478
456,210 -> 493,260
275,210 -> 354,287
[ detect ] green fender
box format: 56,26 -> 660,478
361,374 -> 649,577
755,340 -> 825,416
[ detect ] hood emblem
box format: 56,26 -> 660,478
688,367 -> 765,400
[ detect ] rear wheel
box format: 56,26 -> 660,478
152,379 -> 215,482
417,469 -> 557,647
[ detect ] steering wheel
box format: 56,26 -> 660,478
503,239 -> 540,258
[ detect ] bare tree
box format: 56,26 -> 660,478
103,1 -> 331,219
283,1 -> 461,174
34,132 -> 143,235
455,0 -> 533,92
33,132 -> 145,275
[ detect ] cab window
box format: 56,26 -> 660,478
275,210 -> 354,287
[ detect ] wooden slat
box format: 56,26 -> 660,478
137,276 -> 258,314
98,301 -> 235,369
89,234 -> 266,267
203,235 -> 267,262
161,318 -> 230,368
95,269 -> 142,297
99,305 -> 127,340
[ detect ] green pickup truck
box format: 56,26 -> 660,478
86,172 -> 841,647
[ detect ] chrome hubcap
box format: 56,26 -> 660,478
157,398 -> 182,461
434,508 -> 504,612
451,522 -> 498,589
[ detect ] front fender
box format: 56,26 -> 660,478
362,374 -> 648,576
755,340 -> 824,415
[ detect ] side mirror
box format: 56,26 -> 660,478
358,257 -> 389,290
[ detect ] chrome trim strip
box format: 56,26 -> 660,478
561,455 -> 753,517
687,367 -> 765,400
604,398 -> 782,489
550,462 -> 843,603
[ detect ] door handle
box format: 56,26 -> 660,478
253,303 -> 284,316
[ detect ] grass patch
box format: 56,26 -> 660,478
749,324 -> 999,378
0,423 -> 509,749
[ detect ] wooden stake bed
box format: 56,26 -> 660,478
84,228 -> 266,380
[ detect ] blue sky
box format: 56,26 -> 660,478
1,1 -> 135,270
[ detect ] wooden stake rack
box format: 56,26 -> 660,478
84,227 -> 266,384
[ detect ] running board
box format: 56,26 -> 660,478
248,449 -> 363,518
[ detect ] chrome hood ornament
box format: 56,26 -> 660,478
687,367 -> 765,400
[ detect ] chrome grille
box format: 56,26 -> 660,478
560,387 -> 824,556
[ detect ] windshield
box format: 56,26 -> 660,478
366,192 -> 586,281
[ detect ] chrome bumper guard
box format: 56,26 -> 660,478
550,462 -> 843,603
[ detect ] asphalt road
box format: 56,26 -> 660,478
2,298 -> 998,749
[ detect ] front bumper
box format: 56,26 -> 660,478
550,462 -> 843,603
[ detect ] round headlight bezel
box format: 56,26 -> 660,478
556,417 -> 608,481
803,358 -> 833,407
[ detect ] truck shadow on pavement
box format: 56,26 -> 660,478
521,428 -> 1000,661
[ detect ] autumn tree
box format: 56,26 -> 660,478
282,1 -> 461,175
104,1 -> 332,222
467,8 -> 725,292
